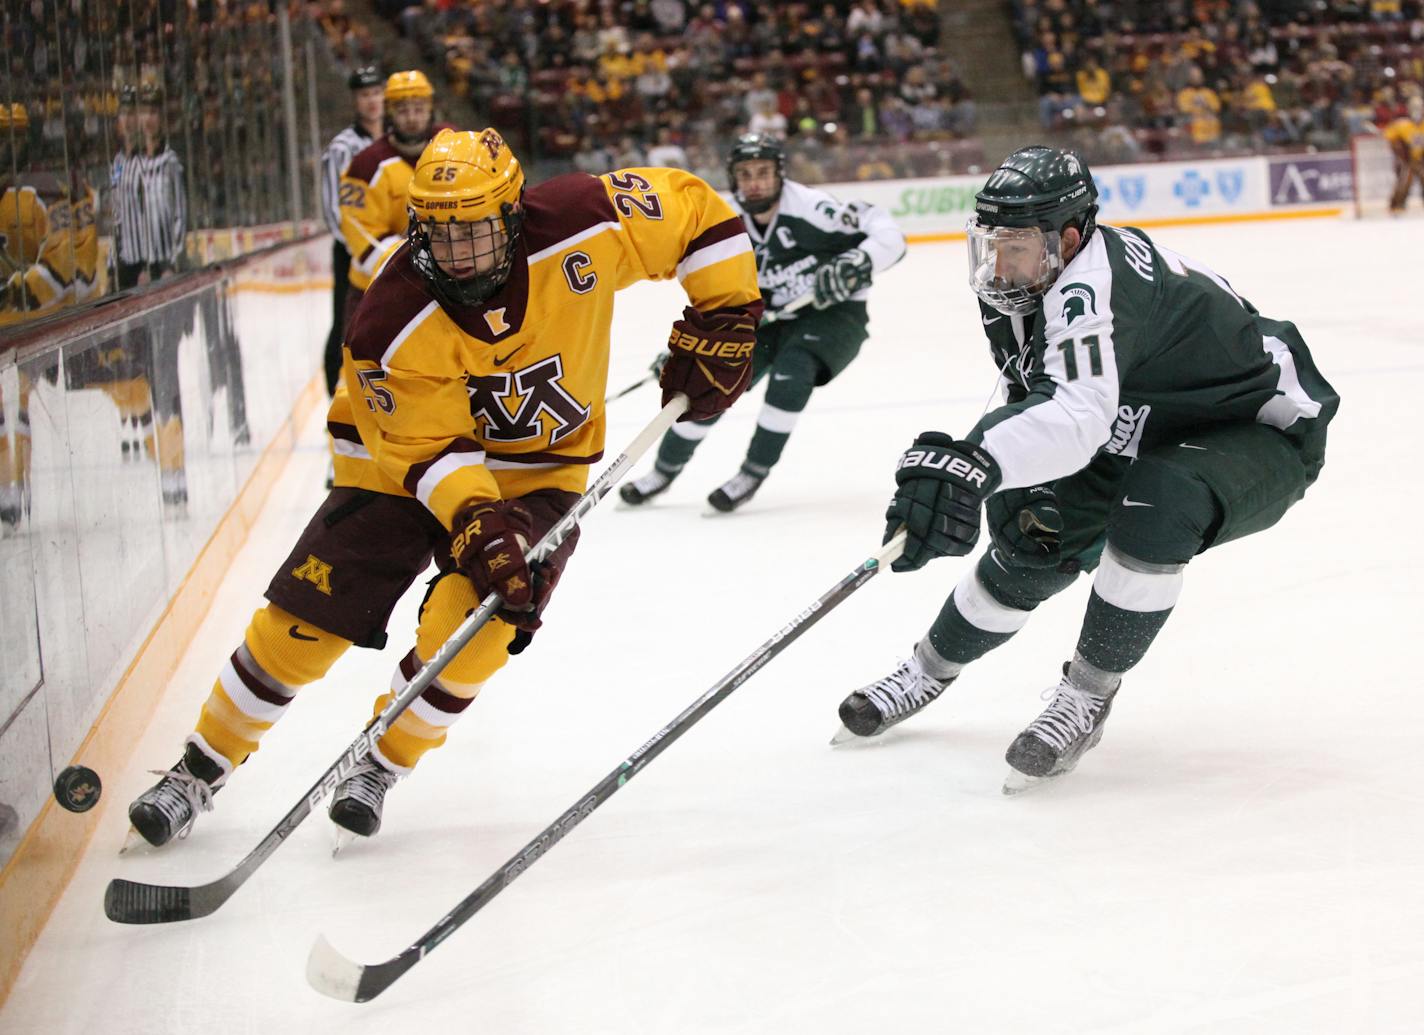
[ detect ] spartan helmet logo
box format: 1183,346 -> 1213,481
1060,283 -> 1097,325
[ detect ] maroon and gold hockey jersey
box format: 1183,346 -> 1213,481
338,129 -> 452,292
332,167 -> 761,529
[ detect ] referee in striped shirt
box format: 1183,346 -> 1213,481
113,86 -> 186,289
321,66 -> 385,395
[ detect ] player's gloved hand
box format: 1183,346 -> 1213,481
813,248 -> 873,309
660,305 -> 758,421
986,485 -> 1063,568
450,499 -> 545,629
883,432 -> 1002,572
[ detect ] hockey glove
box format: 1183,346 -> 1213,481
660,305 -> 758,421
986,485 -> 1063,569
883,432 -> 1002,572
813,248 -> 873,309
449,500 -> 548,631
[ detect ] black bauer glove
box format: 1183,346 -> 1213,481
884,433 -> 1002,572
985,485 -> 1063,569
813,248 -> 872,309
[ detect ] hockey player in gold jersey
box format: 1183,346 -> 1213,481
1386,94 -> 1424,214
127,128 -> 762,847
337,70 -> 446,330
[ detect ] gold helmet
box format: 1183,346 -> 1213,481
407,128 -> 526,308
384,70 -> 434,104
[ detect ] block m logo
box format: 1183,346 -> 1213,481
468,355 -> 590,446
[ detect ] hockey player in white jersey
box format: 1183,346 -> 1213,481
836,145 -> 1339,792
620,133 -> 907,511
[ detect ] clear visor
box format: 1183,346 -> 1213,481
966,218 -> 1062,316
422,216 -> 511,281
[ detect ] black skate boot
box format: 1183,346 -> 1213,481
619,464 -> 677,505
329,758 -> 402,840
707,468 -> 765,513
1003,665 -> 1118,794
834,653 -> 955,742
127,741 -> 227,848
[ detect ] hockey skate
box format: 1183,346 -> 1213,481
707,468 -> 765,513
329,758 -> 402,853
619,465 -> 676,505
1002,667 -> 1117,795
125,741 -> 226,851
832,653 -> 955,745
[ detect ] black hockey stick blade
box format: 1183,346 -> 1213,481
306,531 -> 907,1001
103,880 -> 194,924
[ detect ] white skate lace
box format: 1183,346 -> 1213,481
719,471 -> 762,500
862,658 -> 944,720
335,760 -> 400,812
141,766 -> 216,841
1024,679 -> 1105,752
630,469 -> 672,494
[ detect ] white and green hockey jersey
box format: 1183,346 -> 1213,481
730,179 -> 907,315
970,223 -> 1339,489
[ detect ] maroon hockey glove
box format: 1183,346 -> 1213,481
659,305 -> 759,421
450,499 -> 536,612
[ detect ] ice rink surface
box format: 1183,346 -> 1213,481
4,215 -> 1421,1034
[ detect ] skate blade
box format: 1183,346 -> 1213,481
119,826 -> 157,856
331,824 -> 364,858
828,724 -> 890,748
1002,769 -> 1057,796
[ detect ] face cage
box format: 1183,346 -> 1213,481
730,161 -> 783,214
965,218 -> 1063,316
410,203 -> 523,308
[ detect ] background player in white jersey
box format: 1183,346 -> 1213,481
620,133 -> 907,512
836,146 -> 1338,792
319,66 -> 384,397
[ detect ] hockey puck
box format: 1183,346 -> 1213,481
53,766 -> 102,813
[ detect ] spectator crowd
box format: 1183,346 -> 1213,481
366,0 -> 982,183
1012,0 -> 1424,162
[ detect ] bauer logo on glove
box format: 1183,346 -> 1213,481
659,304 -> 761,421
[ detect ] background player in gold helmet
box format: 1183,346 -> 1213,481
126,128 -> 763,850
337,70 -> 447,326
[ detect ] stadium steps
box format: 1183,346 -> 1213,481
938,0 -> 1040,164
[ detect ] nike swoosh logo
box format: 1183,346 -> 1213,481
983,315 -> 1003,325
493,345 -> 526,367
289,625 -> 319,641
801,334 -> 819,340
1121,497 -> 1154,508
772,373 -> 793,381
1178,443 -> 1207,450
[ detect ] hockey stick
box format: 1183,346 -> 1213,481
103,394 -> 692,925
306,529 -> 907,1002
605,293 -> 814,404
760,290 -> 815,324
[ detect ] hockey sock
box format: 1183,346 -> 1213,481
744,347 -> 816,473
652,414 -> 721,475
373,573 -> 516,771
926,569 -> 1033,666
193,604 -> 350,769
1073,545 -> 1183,674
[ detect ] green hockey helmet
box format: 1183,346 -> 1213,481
967,146 -> 1099,315
727,132 -> 785,215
